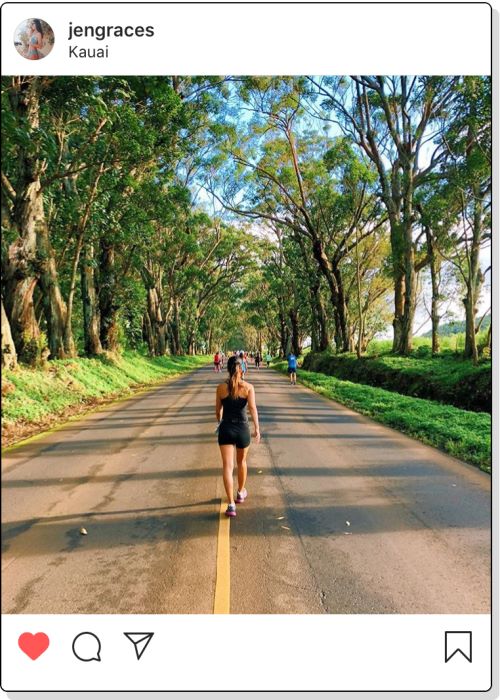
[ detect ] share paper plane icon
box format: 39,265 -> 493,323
124,632 -> 154,660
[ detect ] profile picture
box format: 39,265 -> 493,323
13,18 -> 54,60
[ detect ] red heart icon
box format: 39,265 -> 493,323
18,632 -> 50,660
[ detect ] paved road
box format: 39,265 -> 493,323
2,365 -> 490,614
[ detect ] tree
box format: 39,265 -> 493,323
310,75 -> 459,354
439,77 -> 491,361
1,297 -> 17,369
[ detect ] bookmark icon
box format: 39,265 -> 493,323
445,631 -> 472,663
124,632 -> 154,660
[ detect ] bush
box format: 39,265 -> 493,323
302,352 -> 491,413
18,332 -> 49,367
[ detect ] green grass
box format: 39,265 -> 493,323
302,351 -> 491,413
275,362 -> 491,473
2,352 -> 209,427
366,328 -> 490,356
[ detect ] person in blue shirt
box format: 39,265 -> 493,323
287,353 -> 297,385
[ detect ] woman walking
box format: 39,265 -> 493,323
213,350 -> 221,372
216,355 -> 260,517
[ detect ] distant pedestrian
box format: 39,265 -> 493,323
214,351 -> 221,372
287,352 -> 297,385
254,352 -> 261,370
265,352 -> 272,367
215,355 -> 261,517
239,351 -> 247,379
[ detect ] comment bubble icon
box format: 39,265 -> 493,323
72,632 -> 102,662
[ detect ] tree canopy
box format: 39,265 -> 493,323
1,75 -> 491,368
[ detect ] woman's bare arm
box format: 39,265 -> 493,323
246,385 -> 260,442
215,385 -> 223,422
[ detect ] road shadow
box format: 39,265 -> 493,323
2,491 -> 490,560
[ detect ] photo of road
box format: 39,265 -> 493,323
2,365 -> 490,615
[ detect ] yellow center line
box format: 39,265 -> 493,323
213,499 -> 231,614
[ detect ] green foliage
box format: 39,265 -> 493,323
1,75 -> 490,383
303,351 -> 491,413
367,329 -> 491,357
2,352 -> 208,427
275,363 -> 491,472
18,332 -> 49,367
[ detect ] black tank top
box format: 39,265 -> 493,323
221,393 -> 248,422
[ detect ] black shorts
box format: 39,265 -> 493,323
218,420 -> 251,449
288,367 -> 297,374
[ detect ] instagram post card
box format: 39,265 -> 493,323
0,1 -> 495,696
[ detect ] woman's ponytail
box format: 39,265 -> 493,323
226,356 -> 241,399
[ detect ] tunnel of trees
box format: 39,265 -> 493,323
1,75 -> 491,369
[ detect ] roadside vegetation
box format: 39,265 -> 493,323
303,346 -> 491,413
275,361 -> 491,473
2,353 -> 208,445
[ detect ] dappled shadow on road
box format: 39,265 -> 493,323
2,499 -> 220,554
3,486 -> 490,558
3,459 -> 463,490
2,432 -> 399,459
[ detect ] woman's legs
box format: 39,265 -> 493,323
219,444 -> 235,504
236,446 -> 249,492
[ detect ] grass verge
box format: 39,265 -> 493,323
302,351 -> 491,413
2,352 -> 209,447
275,362 -> 491,473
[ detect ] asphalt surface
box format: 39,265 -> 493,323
2,365 -> 491,614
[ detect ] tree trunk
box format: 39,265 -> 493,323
65,163 -> 105,358
389,213 -> 407,354
355,230 -> 364,359
3,78 -> 44,356
99,238 -> 119,351
1,298 -> 17,369
146,286 -> 166,356
36,217 -> 69,359
81,243 -> 103,356
463,186 -> 483,363
4,273 -> 39,358
64,230 -> 84,358
332,264 -> 349,352
143,311 -> 154,355
186,309 -> 199,356
399,180 -> 417,355
310,239 -> 349,352
289,307 -> 301,356
463,290 -> 478,363
351,329 -> 358,353
310,277 -> 330,352
170,297 -> 182,354
425,225 -> 441,355
318,309 -> 330,352
4,77 -> 69,360
278,309 -> 289,357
